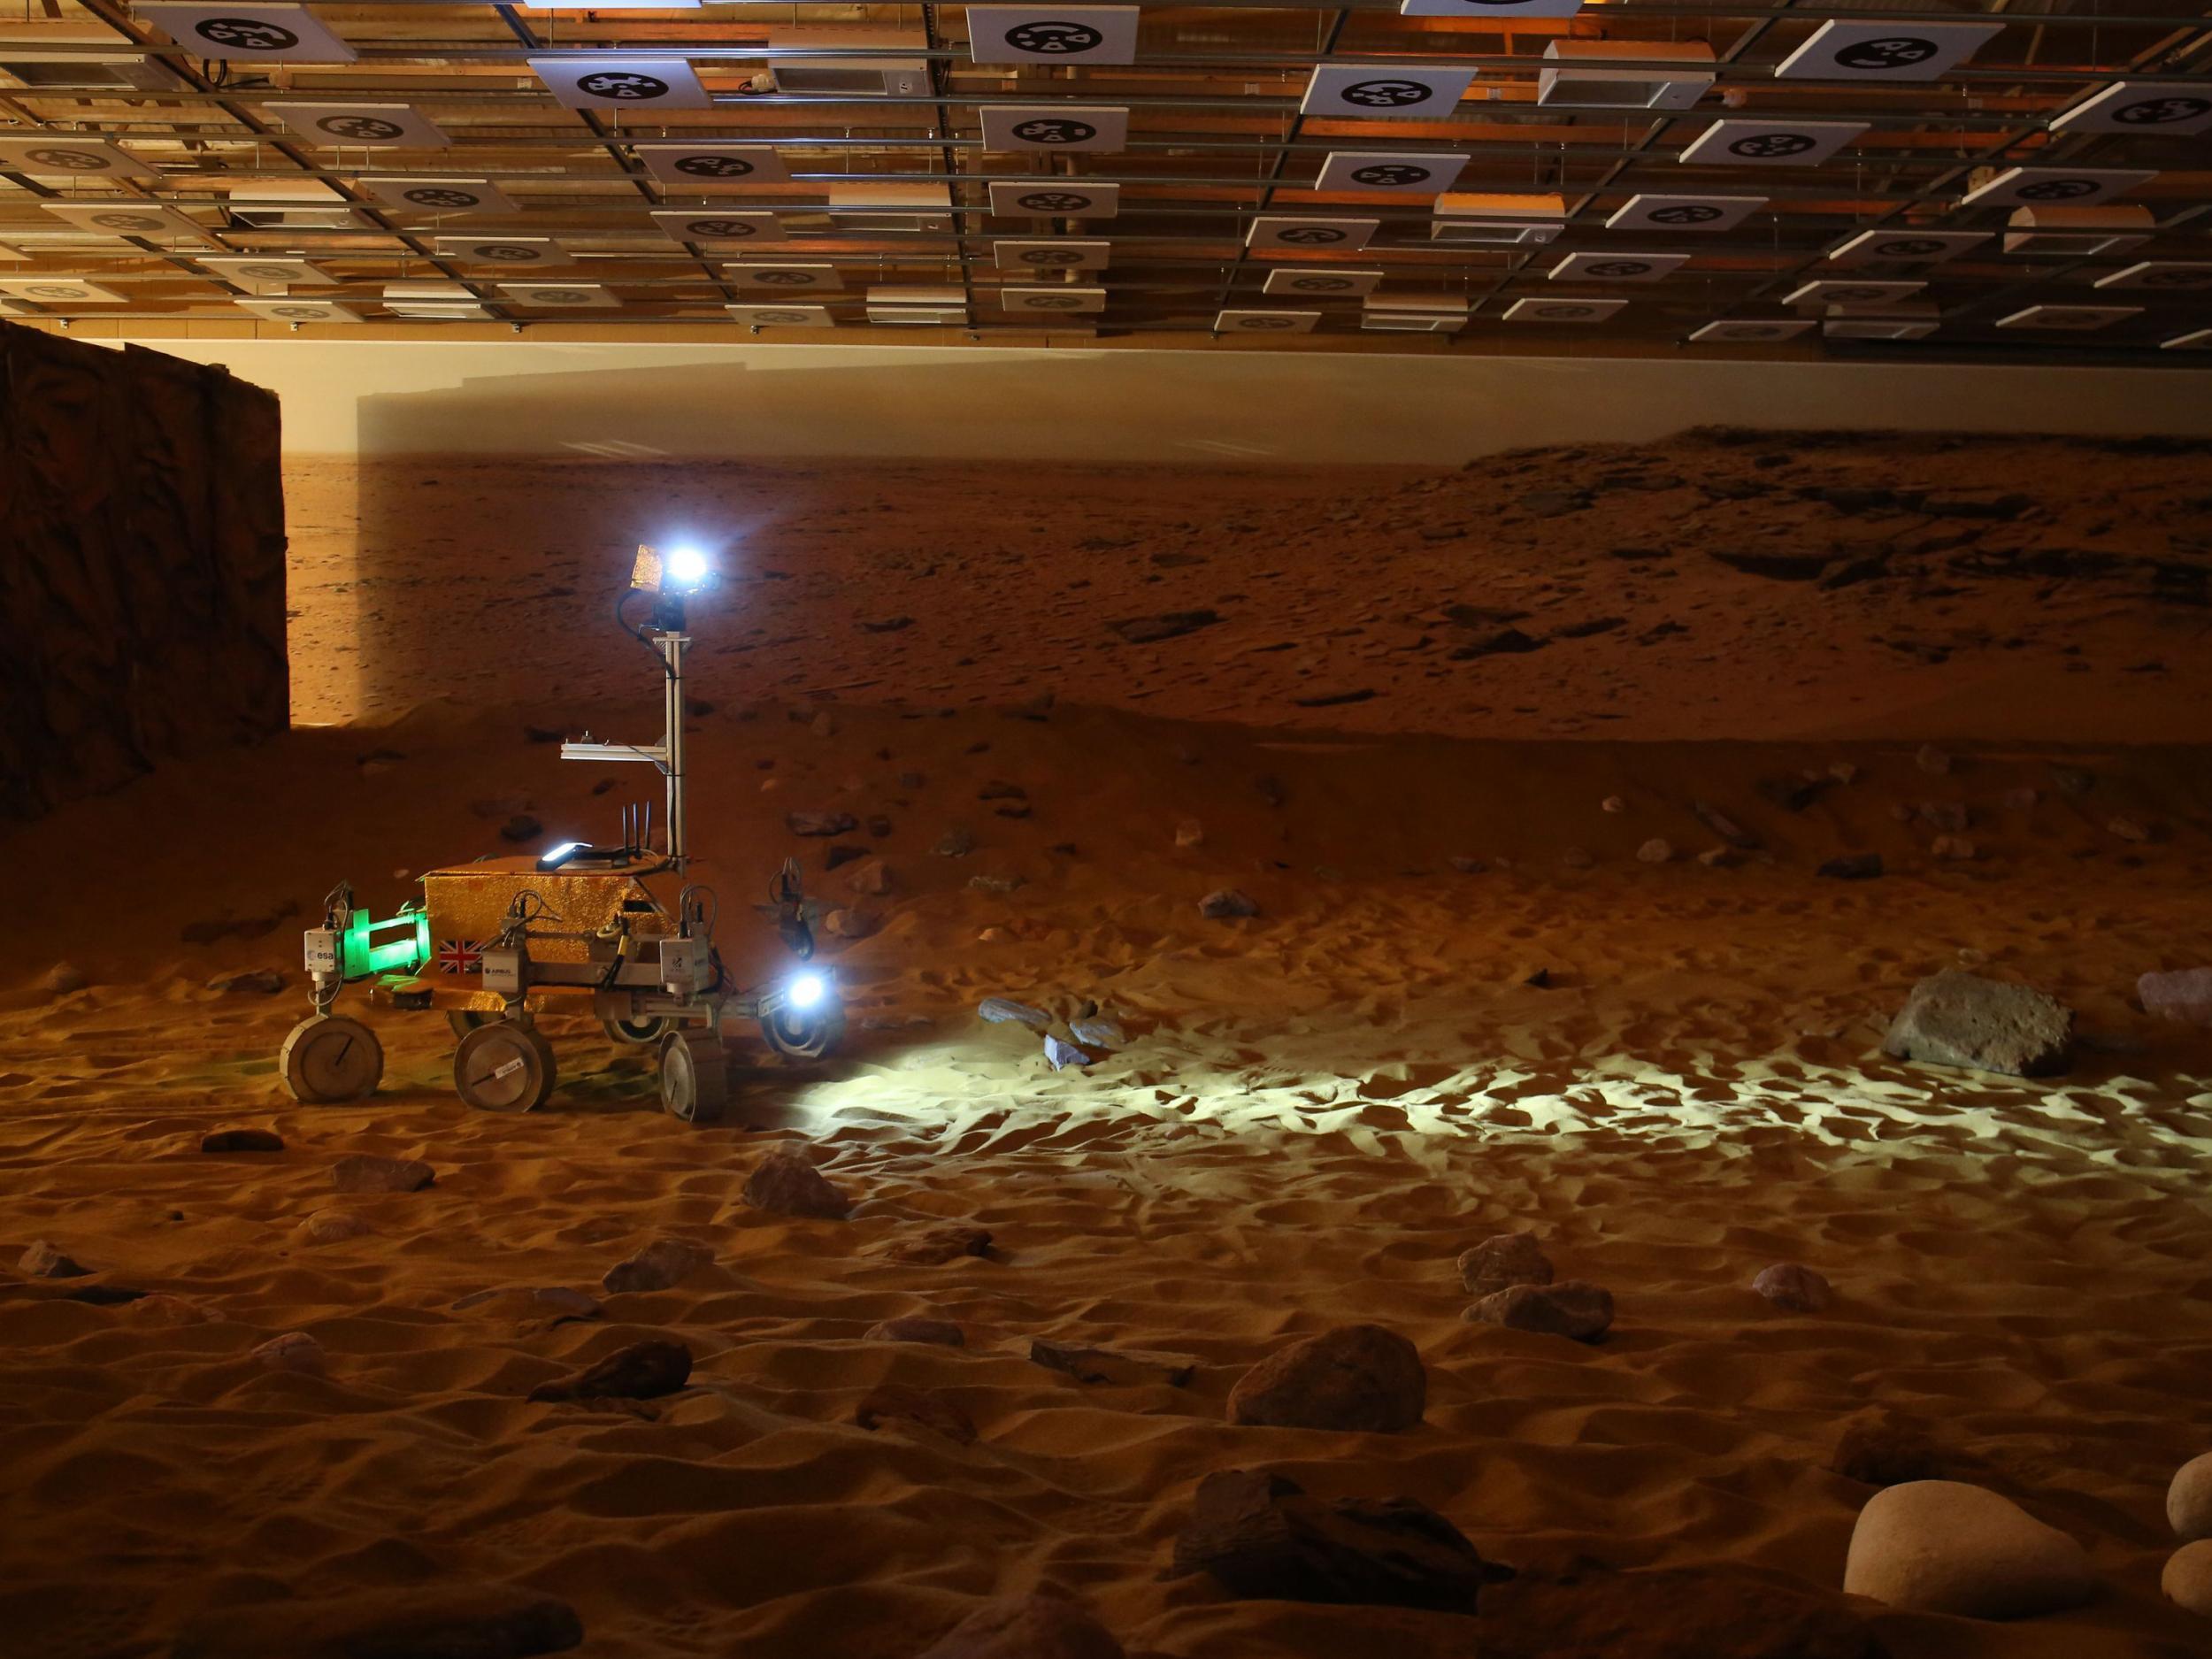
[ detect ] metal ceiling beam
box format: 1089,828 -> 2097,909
1201,3 -> 1343,321
30,40 -> 2190,89
1703,21 -> 2212,338
50,0 -> 489,304
65,0 -> 2204,23
490,1 -> 733,309
0,81 -> 2176,120
5,0 -> 2203,359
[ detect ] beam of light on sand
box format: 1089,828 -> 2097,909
775,1031 -> 2212,1194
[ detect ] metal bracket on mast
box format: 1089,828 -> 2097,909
559,623 -> 691,866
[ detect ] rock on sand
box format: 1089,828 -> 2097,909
602,1238 -> 712,1294
1842,1479 -> 2093,1619
2170,1451 -> 2212,1542
2164,1540 -> 2212,1618
1226,1324 -> 1425,1432
1465,1280 -> 1614,1341
2139,969 -> 2212,1028
741,1150 -> 853,1219
1753,1263 -> 1833,1312
1880,971 -> 2073,1078
1457,1232 -> 1554,1298
1170,1468 -> 1492,1611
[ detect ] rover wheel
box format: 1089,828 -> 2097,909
280,1014 -> 384,1104
658,1029 -> 728,1124
760,997 -> 846,1063
453,1019 -> 557,1113
447,1009 -> 495,1041
602,1013 -> 677,1047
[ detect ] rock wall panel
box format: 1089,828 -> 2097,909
0,322 -> 286,819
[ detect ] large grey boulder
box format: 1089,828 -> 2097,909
1842,1479 -> 2093,1619
1880,971 -> 2072,1078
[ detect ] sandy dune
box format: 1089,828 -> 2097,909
3,433 -> 2211,1658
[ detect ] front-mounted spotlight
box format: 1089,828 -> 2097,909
632,541 -> 712,630
665,545 -> 710,591
757,966 -> 844,1061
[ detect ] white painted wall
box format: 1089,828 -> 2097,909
135,337 -> 2212,463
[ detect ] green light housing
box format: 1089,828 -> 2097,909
341,908 -> 432,979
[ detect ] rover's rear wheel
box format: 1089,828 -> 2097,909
602,1013 -> 676,1047
280,1014 -> 384,1103
658,1028 -> 728,1125
453,1019 -> 557,1112
760,997 -> 846,1063
447,1010 -> 495,1041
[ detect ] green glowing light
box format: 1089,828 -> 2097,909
341,910 -> 431,979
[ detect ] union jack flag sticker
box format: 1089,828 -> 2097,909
435,938 -> 483,975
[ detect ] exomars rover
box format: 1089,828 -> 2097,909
277,545 -> 844,1123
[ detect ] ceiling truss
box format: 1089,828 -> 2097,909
1,0 -> 2208,360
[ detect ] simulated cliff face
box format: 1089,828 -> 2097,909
0,322 -> 288,819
